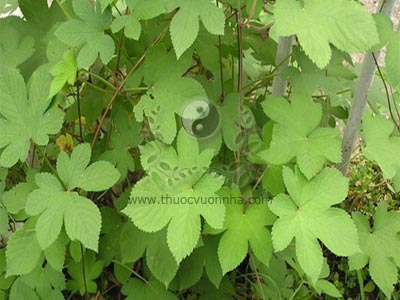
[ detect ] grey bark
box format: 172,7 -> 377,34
338,0 -> 398,174
272,36 -> 293,96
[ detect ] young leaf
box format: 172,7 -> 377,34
258,96 -> 341,180
269,167 -> 359,282
49,50 -> 77,97
170,0 -> 225,58
273,0 -> 379,68
123,130 -> 225,263
0,67 -> 64,168
349,203 -> 400,299
55,0 -> 114,68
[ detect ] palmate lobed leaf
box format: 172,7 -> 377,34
349,203 -> 400,299
0,67 -> 64,168
170,0 -> 225,58
214,186 -> 276,274
0,25 -> 35,68
273,0 -> 379,68
55,0 -> 114,68
258,95 -> 341,180
123,130 -> 225,263
134,46 -> 208,144
111,0 -> 168,40
361,113 -> 400,190
24,144 -> 120,252
269,167 -> 359,282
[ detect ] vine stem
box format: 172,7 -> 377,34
338,0 -> 397,174
80,244 -> 89,300
271,36 -> 293,96
357,270 -> 366,300
76,82 -> 83,142
111,260 -> 148,283
288,280 -> 305,300
91,18 -> 173,148
217,0 -> 225,104
236,0 -> 244,187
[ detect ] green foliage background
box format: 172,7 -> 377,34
0,0 -> 400,299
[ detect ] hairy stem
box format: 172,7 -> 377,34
338,0 -> 397,174
271,36 -> 293,96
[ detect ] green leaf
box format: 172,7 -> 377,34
57,143 -> 120,191
370,13 -> 393,52
258,96 -> 341,180
269,167 -> 359,282
44,233 -> 68,272
0,25 -> 35,68
170,0 -> 225,58
2,169 -> 37,214
0,206 -> 7,236
220,93 -> 256,151
349,203 -> 400,299
6,230 -> 42,277
67,251 -> 104,295
120,222 -> 179,286
55,0 -> 114,68
123,130 -> 224,263
64,194 -> 102,252
386,29 -> 400,86
9,278 -> 39,300
216,186 -> 275,274
111,15 -> 141,40
0,67 -> 64,167
273,0 -> 379,68
49,50 -> 77,97
25,144 -> 118,251
315,280 -> 342,298
99,104 -> 142,180
171,235 -> 223,289
135,47 -> 207,144
262,165 -> 285,196
15,264 -> 65,300
361,114 -> 400,190
111,0 -> 167,40
122,278 -> 178,300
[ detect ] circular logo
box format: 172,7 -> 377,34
181,100 -> 220,139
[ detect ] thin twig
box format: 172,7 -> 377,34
80,244 -> 89,300
236,1 -> 244,187
91,20 -> 172,148
217,0 -> 225,104
371,53 -> 400,130
76,82 -> 83,141
111,260 -> 148,283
